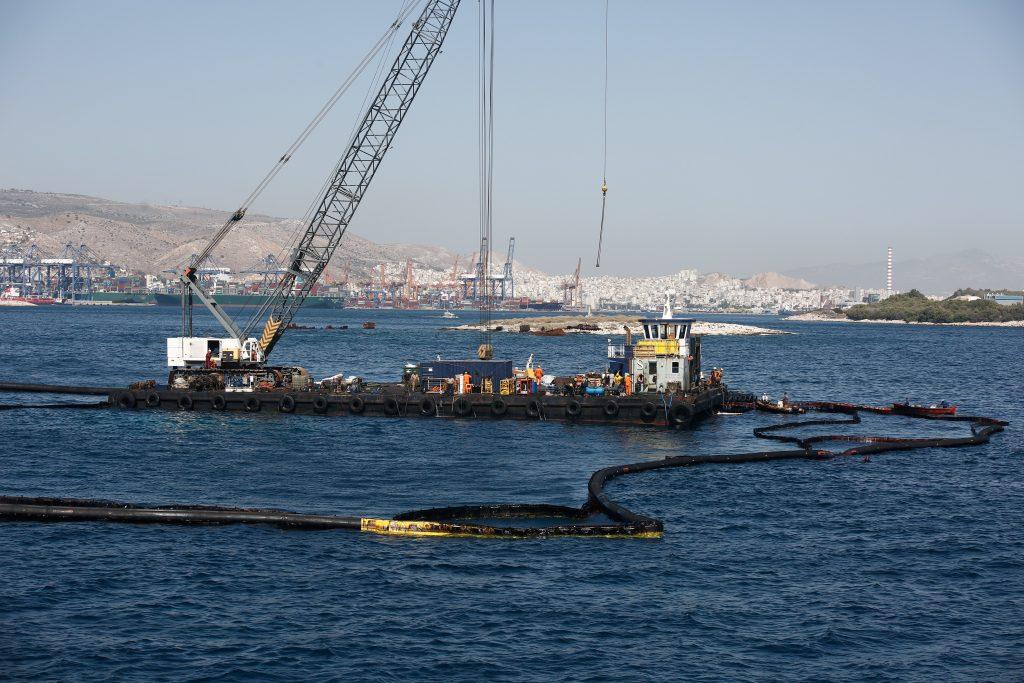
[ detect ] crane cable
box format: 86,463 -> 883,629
189,0 -> 425,272
478,0 -> 496,357
595,0 -> 609,268
238,5 -> 409,335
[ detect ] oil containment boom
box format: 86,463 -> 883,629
248,0 -> 461,357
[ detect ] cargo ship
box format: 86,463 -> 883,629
151,292 -> 346,309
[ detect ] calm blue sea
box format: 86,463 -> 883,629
1,306 -> 1022,681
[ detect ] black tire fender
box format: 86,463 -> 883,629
177,394 -> 194,411
419,397 -> 436,416
603,400 -> 619,418
349,396 -> 365,414
526,399 -> 541,418
453,397 -> 473,417
244,396 -> 261,413
566,400 -> 583,418
211,394 -> 226,411
280,394 -> 296,413
491,398 -> 508,417
313,395 -> 329,414
145,391 -> 160,408
383,396 -> 400,416
669,403 -> 694,427
640,401 -> 658,421
115,391 -> 136,409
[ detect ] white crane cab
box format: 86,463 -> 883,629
167,336 -> 265,368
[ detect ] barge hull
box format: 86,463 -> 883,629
105,386 -> 727,428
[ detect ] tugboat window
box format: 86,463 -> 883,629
648,361 -> 657,375
672,361 -> 679,373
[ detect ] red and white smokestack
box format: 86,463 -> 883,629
886,247 -> 893,294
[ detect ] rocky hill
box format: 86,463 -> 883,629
741,272 -> 816,290
0,188 -> 461,279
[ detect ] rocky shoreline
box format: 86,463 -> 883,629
787,312 -> 1024,327
447,314 -> 786,336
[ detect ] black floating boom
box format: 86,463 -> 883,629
0,404 -> 1007,539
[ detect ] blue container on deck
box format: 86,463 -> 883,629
418,359 -> 513,385
585,386 -> 606,396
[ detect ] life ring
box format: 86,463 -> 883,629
349,396 -> 365,414
279,394 -> 296,413
669,403 -> 693,427
383,396 -> 400,416
640,401 -> 658,421
603,400 -> 619,418
526,399 -> 541,419
244,396 -> 261,413
114,391 -> 136,409
566,400 -> 583,419
490,398 -> 508,417
211,394 -> 226,411
145,391 -> 161,408
453,397 -> 473,417
177,394 -> 193,411
313,395 -> 329,414
419,397 -> 436,416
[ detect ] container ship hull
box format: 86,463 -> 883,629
151,292 -> 346,309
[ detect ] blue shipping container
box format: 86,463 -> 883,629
418,359 -> 514,385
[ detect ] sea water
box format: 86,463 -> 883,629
1,307 -> 1022,680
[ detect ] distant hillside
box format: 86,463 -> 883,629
741,272 -> 815,290
785,249 -> 1024,294
0,188 -> 461,279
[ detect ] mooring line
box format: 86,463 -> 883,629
0,403 -> 1008,538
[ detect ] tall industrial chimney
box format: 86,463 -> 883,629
886,247 -> 893,296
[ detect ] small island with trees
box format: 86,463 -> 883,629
845,290 -> 1024,324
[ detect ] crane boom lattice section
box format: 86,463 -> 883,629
250,0 -> 461,355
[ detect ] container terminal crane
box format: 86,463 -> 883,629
152,0 -> 726,426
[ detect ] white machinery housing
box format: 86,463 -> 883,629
167,337 -> 265,368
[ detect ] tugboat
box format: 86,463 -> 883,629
607,293 -> 704,395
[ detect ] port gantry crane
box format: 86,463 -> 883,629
169,0 -> 461,388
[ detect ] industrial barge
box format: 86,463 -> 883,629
1,0 -> 730,428
108,299 -> 725,429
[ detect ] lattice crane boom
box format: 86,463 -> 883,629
179,0 -> 461,360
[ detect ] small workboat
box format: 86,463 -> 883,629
892,401 -> 956,417
362,321 -> 376,329
755,398 -> 806,415
442,310 -> 457,319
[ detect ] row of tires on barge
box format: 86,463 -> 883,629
110,385 -> 727,428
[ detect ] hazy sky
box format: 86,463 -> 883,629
1,0 -> 1022,276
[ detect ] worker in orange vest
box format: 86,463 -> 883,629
533,365 -> 543,394
462,372 -> 472,394
624,373 -> 632,396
